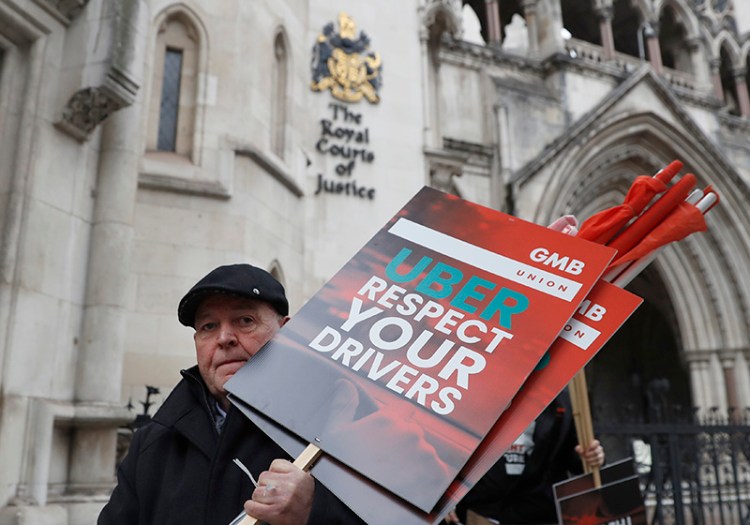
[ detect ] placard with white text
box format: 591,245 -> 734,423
226,186 -> 616,511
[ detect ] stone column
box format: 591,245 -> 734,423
595,5 -> 615,60
484,0 -> 502,45
521,0 -> 538,54
720,353 -> 739,420
732,68 -> 750,117
709,352 -> 729,412
688,356 -> 710,410
533,0 -> 564,58
710,59 -> 724,102
685,36 -> 709,86
68,98 -> 143,494
640,21 -> 662,73
420,22 -> 443,149
68,0 -> 148,501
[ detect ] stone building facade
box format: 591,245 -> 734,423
0,0 -> 748,522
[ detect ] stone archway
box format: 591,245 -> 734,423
520,107 -> 750,421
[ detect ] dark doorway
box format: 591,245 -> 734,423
587,264 -> 693,458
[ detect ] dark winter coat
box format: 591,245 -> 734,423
98,366 -> 365,525
456,390 -> 583,524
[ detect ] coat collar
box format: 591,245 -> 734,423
151,365 -> 219,457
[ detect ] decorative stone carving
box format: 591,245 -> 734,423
55,0 -> 142,141
41,0 -> 90,21
420,0 -> 463,39
57,86 -> 126,141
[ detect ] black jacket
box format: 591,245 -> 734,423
456,390 -> 582,524
98,366 -> 364,525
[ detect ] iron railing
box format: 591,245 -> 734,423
596,405 -> 750,525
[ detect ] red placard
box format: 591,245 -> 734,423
434,280 -> 643,517
226,187 -> 616,511
231,281 -> 641,524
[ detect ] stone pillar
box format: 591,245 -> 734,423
420,21 -> 444,149
533,0 -> 565,58
484,0 -> 502,45
493,103 -> 513,212
734,349 -> 750,415
720,353 -> 739,420
710,59 -> 724,102
645,25 -> 663,74
733,68 -> 750,117
688,357 -> 710,410
69,95 -> 142,493
521,0 -> 538,54
68,0 -> 148,500
595,6 -> 615,60
709,352 -> 729,412
685,36 -> 709,86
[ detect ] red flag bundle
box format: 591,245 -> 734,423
573,160 -> 718,284
577,160 -> 682,244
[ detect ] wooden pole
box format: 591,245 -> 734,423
569,370 -> 601,487
238,444 -> 322,525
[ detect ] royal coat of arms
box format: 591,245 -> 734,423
311,12 -> 383,104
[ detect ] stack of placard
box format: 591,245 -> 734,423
226,186 -> 645,524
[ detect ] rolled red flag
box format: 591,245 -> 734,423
577,160 -> 682,244
609,200 -> 708,268
605,172 -> 697,260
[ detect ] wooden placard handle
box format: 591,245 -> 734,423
570,370 -> 601,488
237,444 -> 322,525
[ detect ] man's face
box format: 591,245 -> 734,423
193,294 -> 288,402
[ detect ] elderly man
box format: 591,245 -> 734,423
99,264 -> 365,525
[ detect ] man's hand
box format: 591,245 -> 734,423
575,439 -> 605,469
243,459 -> 314,525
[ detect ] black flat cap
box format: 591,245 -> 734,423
178,264 -> 289,327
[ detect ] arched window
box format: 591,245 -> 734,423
147,12 -> 199,157
497,0 -> 524,45
461,1 -> 488,44
658,5 -> 692,74
460,0 -> 523,46
611,0 -> 642,59
271,31 -> 288,160
560,0 -> 600,45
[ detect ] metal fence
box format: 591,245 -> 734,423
596,405 -> 750,525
